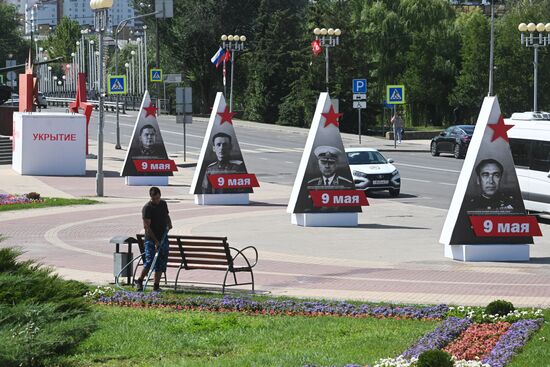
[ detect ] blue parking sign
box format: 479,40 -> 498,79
352,79 -> 367,94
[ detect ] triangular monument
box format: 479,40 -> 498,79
189,92 -> 259,205
120,90 -> 177,186
440,96 -> 542,261
287,92 -> 368,226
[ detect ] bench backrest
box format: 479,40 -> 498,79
136,234 -> 233,271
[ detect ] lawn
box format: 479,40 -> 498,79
52,305 -> 438,367
0,197 -> 98,211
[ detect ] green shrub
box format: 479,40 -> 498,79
0,247 -> 96,367
417,349 -> 454,367
485,300 -> 515,316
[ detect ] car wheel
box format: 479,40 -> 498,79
389,188 -> 400,197
453,144 -> 463,159
430,142 -> 439,156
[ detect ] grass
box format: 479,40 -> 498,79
0,197 -> 98,212
52,305 -> 438,367
507,309 -> 550,367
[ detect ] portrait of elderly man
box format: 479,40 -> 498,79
468,158 -> 516,212
307,146 -> 353,188
201,132 -> 247,194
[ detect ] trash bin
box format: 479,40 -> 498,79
110,235 -> 138,285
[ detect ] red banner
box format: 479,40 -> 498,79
208,174 -> 260,189
469,215 -> 542,237
309,190 -> 369,207
133,159 -> 178,173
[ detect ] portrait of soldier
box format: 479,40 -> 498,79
468,158 -> 515,212
132,124 -> 164,158
201,132 -> 247,194
307,146 -> 353,189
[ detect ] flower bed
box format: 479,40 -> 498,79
0,193 -> 38,205
444,322 -> 511,361
93,290 -> 448,320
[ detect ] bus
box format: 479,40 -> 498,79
505,111 -> 550,215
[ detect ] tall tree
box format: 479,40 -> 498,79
0,3 -> 28,72
44,17 -> 81,61
449,9 -> 490,123
244,0 -> 307,123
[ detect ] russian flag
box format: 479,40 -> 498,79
211,47 -> 226,69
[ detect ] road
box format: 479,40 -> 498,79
55,107 -> 463,209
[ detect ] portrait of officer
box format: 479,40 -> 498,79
202,132 -> 247,193
135,124 -> 163,158
307,146 -> 353,188
468,158 -> 515,212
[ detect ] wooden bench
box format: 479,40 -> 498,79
134,234 -> 258,293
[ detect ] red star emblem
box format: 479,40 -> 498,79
144,104 -> 157,118
217,106 -> 236,125
488,115 -> 514,142
322,104 -> 343,127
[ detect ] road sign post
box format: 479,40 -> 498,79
386,85 -> 405,105
150,68 -> 163,83
108,75 -> 127,95
352,79 -> 367,144
386,85 -> 405,148
352,79 -> 367,94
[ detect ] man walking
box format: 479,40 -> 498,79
135,186 -> 172,291
391,112 -> 404,144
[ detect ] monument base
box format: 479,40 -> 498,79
444,244 -> 529,262
194,194 -> 249,205
126,176 -> 169,186
291,213 -> 358,227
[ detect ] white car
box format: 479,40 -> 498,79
345,147 -> 401,197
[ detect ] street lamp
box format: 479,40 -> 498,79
90,0 -> 113,197
518,22 -> 550,112
313,27 -> 341,92
220,34 -> 246,112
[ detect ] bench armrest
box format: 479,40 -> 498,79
229,246 -> 258,269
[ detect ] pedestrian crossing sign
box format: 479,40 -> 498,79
386,85 -> 405,105
108,75 -> 127,95
150,68 -> 163,83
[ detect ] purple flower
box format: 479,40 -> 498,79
482,318 -> 544,367
401,317 -> 472,359
96,293 -> 447,320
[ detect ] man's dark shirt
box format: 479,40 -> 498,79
142,199 -> 169,240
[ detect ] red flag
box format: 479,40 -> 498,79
311,39 -> 322,56
223,50 -> 231,62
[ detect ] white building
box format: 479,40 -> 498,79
63,0 -> 136,29
28,0 -> 57,34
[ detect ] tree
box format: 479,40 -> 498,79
0,3 -> 28,76
44,17 -> 81,61
449,9 -> 490,123
244,0 -> 307,123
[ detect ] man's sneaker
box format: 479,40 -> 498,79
134,279 -> 143,291
153,284 -> 161,292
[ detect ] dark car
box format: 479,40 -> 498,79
430,125 -> 475,159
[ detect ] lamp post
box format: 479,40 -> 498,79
518,22 -> 550,112
220,34 -> 246,112
90,0 -> 113,197
47,66 -> 52,94
313,27 -> 341,93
